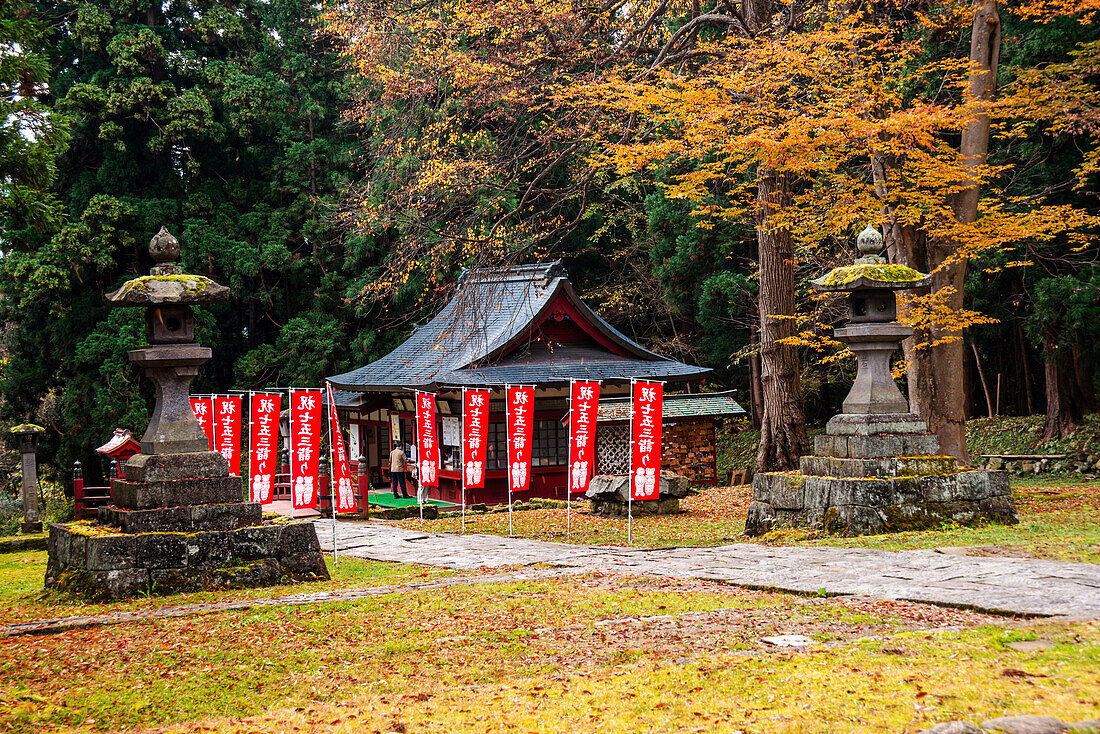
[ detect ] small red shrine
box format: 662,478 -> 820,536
327,263 -> 713,505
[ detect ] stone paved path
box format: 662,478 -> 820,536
316,521 -> 1100,618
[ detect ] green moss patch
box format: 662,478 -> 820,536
820,262 -> 926,287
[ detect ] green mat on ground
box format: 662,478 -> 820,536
366,493 -> 453,508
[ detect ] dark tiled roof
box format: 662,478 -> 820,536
593,390 -> 745,422
327,262 -> 711,391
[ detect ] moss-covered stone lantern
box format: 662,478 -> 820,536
810,225 -> 932,415
9,423 -> 45,533
44,228 -> 328,599
745,226 -> 1017,537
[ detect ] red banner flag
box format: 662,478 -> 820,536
506,385 -> 535,493
290,389 -> 322,510
568,381 -> 601,494
214,396 -> 242,476
325,384 -> 357,514
248,392 -> 281,504
462,388 -> 490,488
190,397 -> 214,451
631,381 -> 663,500
416,392 -> 440,488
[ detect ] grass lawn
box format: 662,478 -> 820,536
386,477 -> 1100,563
0,550 -> 453,625
0,548 -> 1097,733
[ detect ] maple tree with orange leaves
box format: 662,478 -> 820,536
326,0 -> 1100,466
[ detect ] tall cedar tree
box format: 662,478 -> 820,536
0,0 -> 370,476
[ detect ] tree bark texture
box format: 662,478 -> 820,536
1042,331 -> 1081,441
754,169 -> 810,472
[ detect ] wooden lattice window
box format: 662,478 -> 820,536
596,424 -> 629,475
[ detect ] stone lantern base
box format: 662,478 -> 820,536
45,451 -> 328,600
745,413 -> 1018,537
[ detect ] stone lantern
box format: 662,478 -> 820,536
9,424 -> 45,533
745,226 -> 1018,537
45,228 -> 327,599
810,225 -> 931,416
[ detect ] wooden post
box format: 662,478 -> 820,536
357,455 -> 369,520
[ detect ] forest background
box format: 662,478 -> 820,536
0,0 -> 1098,482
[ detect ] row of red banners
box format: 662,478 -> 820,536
190,379 -> 665,509
190,389 -> 356,514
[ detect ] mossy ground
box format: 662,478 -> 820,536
0,549 -> 1096,733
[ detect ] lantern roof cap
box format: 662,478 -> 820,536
9,423 -> 44,435
106,228 -> 230,306
811,225 -> 932,293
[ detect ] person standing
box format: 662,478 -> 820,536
389,441 -> 410,499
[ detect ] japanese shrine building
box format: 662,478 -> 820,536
326,262 -> 724,505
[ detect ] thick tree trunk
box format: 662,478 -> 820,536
1042,333 -> 1080,441
754,169 -> 810,472
1072,343 -> 1096,415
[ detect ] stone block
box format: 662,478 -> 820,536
802,476 -> 831,508
823,505 -> 886,536
895,456 -> 957,476
744,501 -> 777,536
813,434 -> 848,458
751,473 -> 773,501
955,471 -> 992,501
801,456 -> 895,478
769,474 -> 804,510
125,452 -> 230,482
277,521 -> 322,558
280,551 -> 329,579
112,476 -> 244,510
829,478 -> 893,507
939,501 -> 982,526
979,495 -> 1019,525
830,433 -> 940,458
135,533 -> 189,569
206,559 -> 284,589
585,474 -> 630,502
987,470 -> 1011,496
99,506 -> 193,533
981,715 -> 1068,734
915,474 -> 958,503
189,502 -> 262,531
826,413 -> 929,436
229,525 -> 281,562
88,568 -> 151,600
86,535 -> 137,571
186,530 -> 233,568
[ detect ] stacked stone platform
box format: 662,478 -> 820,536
46,451 -> 328,599
745,413 -> 1018,537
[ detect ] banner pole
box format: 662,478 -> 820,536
326,383 -> 338,566
628,379 -> 634,547
506,384 -> 513,537
567,379 -> 574,542
461,388 -> 466,534
288,389 -> 296,522
416,391 -> 423,523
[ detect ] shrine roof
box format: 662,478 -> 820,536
327,262 -> 710,392
591,390 -> 745,422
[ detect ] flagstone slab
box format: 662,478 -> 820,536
314,521 -> 1100,618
